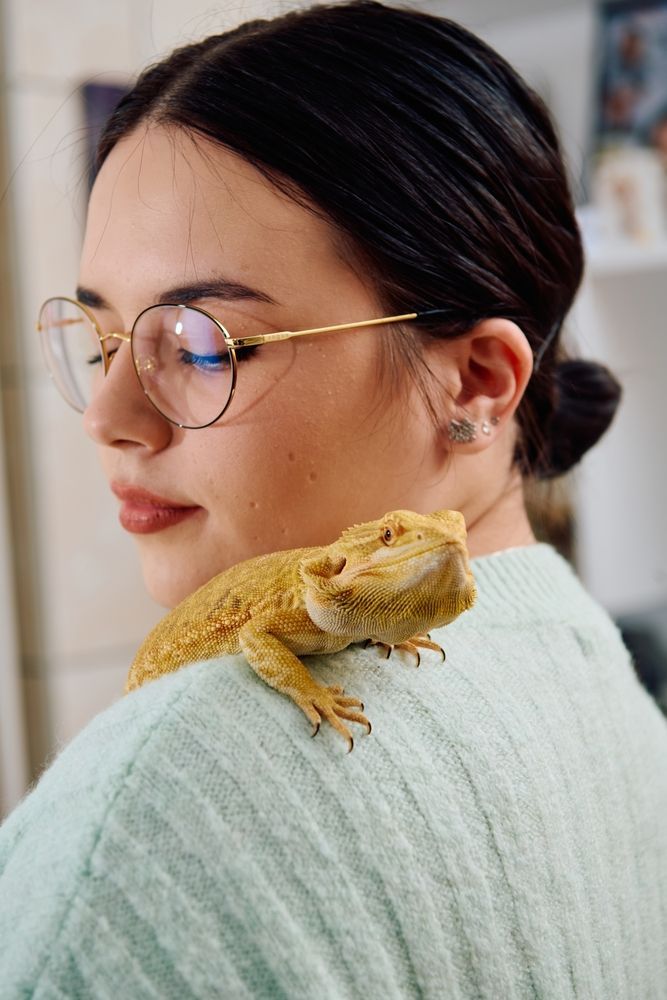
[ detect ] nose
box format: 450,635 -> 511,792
82,339 -> 172,452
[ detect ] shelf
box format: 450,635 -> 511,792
583,240 -> 667,278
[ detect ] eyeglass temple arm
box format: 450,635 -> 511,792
226,308 -> 449,348
35,321 -> 132,343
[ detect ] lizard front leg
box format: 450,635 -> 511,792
238,618 -> 371,752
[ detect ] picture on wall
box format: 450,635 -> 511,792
591,0 -> 667,168
81,82 -> 129,191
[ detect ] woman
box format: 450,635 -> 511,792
1,2 -> 666,996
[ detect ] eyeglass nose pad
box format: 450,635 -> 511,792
99,331 -> 132,370
100,332 -> 131,348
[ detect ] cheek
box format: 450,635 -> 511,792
186,331 -> 437,546
191,342 -> 383,495
239,339 -> 381,444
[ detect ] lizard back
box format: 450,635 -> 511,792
126,545 -> 320,691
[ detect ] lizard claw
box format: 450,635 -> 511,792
365,635 -> 447,667
403,634 -> 446,662
294,683 -> 371,751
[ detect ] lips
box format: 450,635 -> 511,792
111,482 -> 203,535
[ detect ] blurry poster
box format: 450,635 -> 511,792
592,0 -> 667,164
81,82 -> 129,191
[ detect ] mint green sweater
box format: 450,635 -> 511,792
1,543 -> 666,999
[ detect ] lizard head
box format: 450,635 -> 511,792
300,508 -> 477,643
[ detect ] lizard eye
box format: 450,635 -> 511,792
382,526 -> 394,544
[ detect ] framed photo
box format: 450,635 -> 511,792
81,81 -> 129,191
591,0 -> 667,160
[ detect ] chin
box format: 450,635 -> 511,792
140,554 -> 217,609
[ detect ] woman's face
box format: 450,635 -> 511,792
79,125 -> 461,607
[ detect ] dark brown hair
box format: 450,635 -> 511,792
96,0 -> 621,479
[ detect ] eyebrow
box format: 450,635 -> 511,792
75,278 -> 279,310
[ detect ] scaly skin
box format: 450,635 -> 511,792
126,508 -> 477,751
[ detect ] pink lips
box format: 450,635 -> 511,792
111,482 -> 203,535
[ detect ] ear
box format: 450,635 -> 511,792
428,317 -> 534,451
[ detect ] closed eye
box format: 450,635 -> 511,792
177,344 -> 260,372
179,348 -> 230,372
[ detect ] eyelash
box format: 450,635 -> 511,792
178,344 -> 260,371
86,344 -> 260,369
178,348 -> 230,372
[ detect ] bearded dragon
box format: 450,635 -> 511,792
125,508 -> 477,751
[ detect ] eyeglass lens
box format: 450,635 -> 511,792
38,299 -> 235,428
39,298 -> 105,412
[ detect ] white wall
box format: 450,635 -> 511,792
570,265 -> 667,615
0,404 -> 29,816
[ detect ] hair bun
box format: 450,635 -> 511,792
537,358 -> 622,479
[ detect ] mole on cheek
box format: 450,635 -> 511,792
287,451 -> 296,462
249,500 -> 258,509
308,471 -> 317,483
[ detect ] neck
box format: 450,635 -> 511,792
463,469 -> 536,559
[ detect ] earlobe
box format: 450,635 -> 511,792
447,415 -> 499,443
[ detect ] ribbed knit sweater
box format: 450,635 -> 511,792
1,542 -> 666,999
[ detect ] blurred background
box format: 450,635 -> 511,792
1,0 -> 666,819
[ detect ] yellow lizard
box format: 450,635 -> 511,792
125,508 -> 477,751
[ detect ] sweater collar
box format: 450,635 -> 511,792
466,542 -> 588,626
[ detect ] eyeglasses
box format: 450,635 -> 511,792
36,295 -> 450,429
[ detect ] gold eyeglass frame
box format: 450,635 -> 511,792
37,295 -> 450,429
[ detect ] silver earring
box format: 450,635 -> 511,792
448,417 -> 477,442
481,420 -> 491,435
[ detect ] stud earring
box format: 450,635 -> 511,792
448,417 -> 477,443
481,420 -> 491,435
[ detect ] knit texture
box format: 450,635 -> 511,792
1,542 -> 666,999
